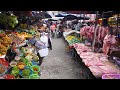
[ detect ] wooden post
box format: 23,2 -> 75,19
92,11 -> 99,52
102,11 -> 104,26
116,13 -> 119,36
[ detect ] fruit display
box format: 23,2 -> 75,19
66,35 -> 75,41
16,32 -> 32,40
0,35 -> 12,56
11,66 -> 19,76
8,32 -> 23,44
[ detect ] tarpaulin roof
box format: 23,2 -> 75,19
64,11 -> 96,14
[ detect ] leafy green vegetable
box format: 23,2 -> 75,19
22,69 -> 30,77
21,57 -> 28,65
26,62 -> 32,67
11,66 -> 19,76
8,15 -> 18,28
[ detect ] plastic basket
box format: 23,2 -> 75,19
0,64 -> 7,76
19,66 -> 33,78
29,74 -> 40,79
31,65 -> 40,74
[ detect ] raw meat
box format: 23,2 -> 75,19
80,52 -> 95,59
99,53 -> 108,62
89,66 -> 103,77
86,57 -> 104,66
97,65 -> 117,74
89,65 -> 117,77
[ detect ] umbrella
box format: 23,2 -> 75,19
48,19 -> 58,21
44,13 -> 52,18
63,15 -> 78,20
77,16 -> 90,20
55,14 -> 64,17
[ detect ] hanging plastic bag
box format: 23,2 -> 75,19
38,48 -> 49,57
40,32 -> 48,47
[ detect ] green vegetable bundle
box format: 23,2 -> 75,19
22,69 -> 31,77
11,66 -> 19,76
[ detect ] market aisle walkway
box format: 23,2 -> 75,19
40,38 -> 94,79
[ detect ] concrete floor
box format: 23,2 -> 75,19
40,37 -> 95,79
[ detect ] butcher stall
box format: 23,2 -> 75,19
63,12 -> 120,79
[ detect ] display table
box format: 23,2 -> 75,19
73,43 -> 120,78
63,29 -> 120,79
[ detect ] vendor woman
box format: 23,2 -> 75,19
5,42 -> 20,63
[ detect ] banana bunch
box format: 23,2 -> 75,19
66,36 -> 75,41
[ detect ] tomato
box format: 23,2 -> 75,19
33,68 -> 38,71
4,74 -> 15,79
0,58 -> 9,68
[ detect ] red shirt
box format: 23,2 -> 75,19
50,25 -> 56,31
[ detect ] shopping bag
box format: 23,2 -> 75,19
38,48 -> 49,57
40,33 -> 48,47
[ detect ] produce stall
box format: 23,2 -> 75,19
0,26 -> 41,79
63,29 -> 83,58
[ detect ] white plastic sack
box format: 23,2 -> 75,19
40,34 -> 48,47
38,48 -> 49,57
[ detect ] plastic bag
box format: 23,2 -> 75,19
40,33 -> 48,47
38,48 -> 49,57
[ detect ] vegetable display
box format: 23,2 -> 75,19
17,62 -> 26,70
11,66 -> 19,76
8,15 -> 18,29
31,65 -> 40,74
33,55 -> 39,62
66,35 -> 81,45
29,74 -> 40,79
22,68 -> 31,77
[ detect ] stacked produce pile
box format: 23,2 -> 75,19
0,25 -> 41,79
0,24 -> 39,56
66,35 -> 82,46
0,33 -> 12,56
73,43 -> 120,78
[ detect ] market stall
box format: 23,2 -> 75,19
63,11 -> 120,79
0,12 -> 44,79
